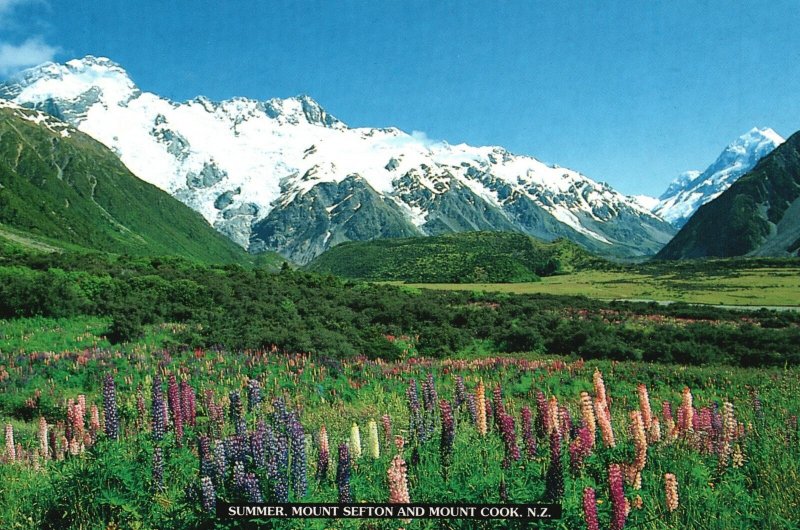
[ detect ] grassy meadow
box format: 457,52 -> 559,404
401,267 -> 800,307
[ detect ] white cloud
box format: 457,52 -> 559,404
0,37 -> 58,75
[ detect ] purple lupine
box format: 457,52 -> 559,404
545,430 -> 564,501
226,434 -> 249,464
200,476 -> 216,513
229,391 -> 245,436
213,441 -> 227,487
233,460 -> 246,494
454,375 -> 467,410
440,400 -> 455,476
337,443 -> 352,503
609,463 -> 627,530
180,381 -> 196,428
247,379 -> 262,413
198,435 -> 213,479
272,397 -> 289,429
521,406 -> 537,459
251,421 -> 267,469
269,430 -> 289,503
102,374 -> 119,440
492,386 -> 506,432
152,446 -> 164,491
583,487 -> 600,530
422,373 -> 438,412
244,472 -> 263,503
499,413 -> 521,468
289,413 -> 308,499
466,394 -> 478,425
407,379 -> 425,443
569,426 -> 593,473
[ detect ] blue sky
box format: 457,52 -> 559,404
2,1 -> 799,196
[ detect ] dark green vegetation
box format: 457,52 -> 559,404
658,130 -> 800,259
2,245 -> 799,366
306,231 -> 603,282
0,104 -> 253,264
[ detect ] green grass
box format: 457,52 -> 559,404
402,267 -> 800,307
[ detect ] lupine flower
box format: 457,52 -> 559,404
454,375 -> 467,410
521,406 -> 537,458
535,391 -> 548,437
440,400 -> 455,474
381,414 -> 392,447
198,435 -> 213,479
466,394 -> 478,425
559,405 -> 572,438
569,426 -> 593,473
595,397 -> 615,448
545,430 -> 564,501
38,417 -> 48,461
394,435 -> 405,453
680,387 -> 694,433
289,414 -> 308,499
350,423 -> 362,460
200,476 -> 216,513
317,425 -> 330,481
732,444 -> 744,468
498,413 -> 520,467
229,391 -> 245,436
476,380 -> 487,436
583,487 -> 600,530
247,378 -> 262,413
89,405 -> 100,445
609,463 -> 627,530
637,384 -> 652,431
662,401 -> 676,441
103,374 -> 119,440
650,416 -> 661,443
547,396 -> 560,435
387,454 -> 410,504
213,441 -> 227,487
337,443 -> 352,503
244,472 -> 263,503
152,377 -> 166,441
251,421 -> 267,469
422,373 -> 438,413
593,369 -> 609,417
579,392 -> 597,446
136,387 -> 146,431
492,386 -> 506,431
629,411 -> 648,478
367,419 -> 380,459
152,446 -> 164,491
269,430 -> 289,503
167,375 -> 182,437
233,460 -> 246,494
5,423 -> 15,462
664,473 -> 679,512
180,381 -> 196,427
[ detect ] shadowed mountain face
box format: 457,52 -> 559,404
0,100 -> 252,264
1,56 -> 675,263
657,131 -> 800,259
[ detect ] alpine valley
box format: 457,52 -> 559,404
0,56 -> 678,263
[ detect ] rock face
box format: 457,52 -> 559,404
654,128 -> 785,227
657,131 -> 800,259
1,56 -> 675,263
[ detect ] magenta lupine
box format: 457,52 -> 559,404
492,385 -> 506,431
103,374 -> 119,440
498,413 -> 520,468
535,390 -> 548,437
521,406 -> 537,458
583,487 -> 600,530
569,426 -> 593,473
609,463 -> 627,530
152,377 -> 166,441
337,443 -> 352,503
545,430 -> 564,501
440,400 -> 455,476
180,381 -> 196,428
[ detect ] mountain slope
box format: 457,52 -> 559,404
0,56 -> 675,263
0,99 -> 255,264
654,128 -> 784,227
305,231 -> 604,282
656,131 -> 800,259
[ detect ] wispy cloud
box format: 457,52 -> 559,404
0,0 -> 58,76
0,37 -> 57,75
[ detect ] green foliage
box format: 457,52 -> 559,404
306,231 -> 604,283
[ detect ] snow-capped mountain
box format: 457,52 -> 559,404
654,128 -> 785,227
1,56 -> 675,263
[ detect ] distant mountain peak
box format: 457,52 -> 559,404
653,127 -> 785,227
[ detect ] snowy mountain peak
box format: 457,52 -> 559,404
0,56 -> 675,261
653,128 -> 785,226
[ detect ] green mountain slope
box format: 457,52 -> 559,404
0,102 -> 253,264
305,231 -> 604,282
657,131 -> 800,259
